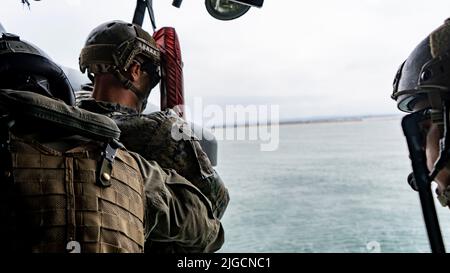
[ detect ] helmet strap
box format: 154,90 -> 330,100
427,92 -> 445,132
428,92 -> 444,112
112,69 -> 147,113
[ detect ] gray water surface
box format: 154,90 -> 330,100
216,118 -> 450,253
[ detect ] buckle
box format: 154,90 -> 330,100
96,142 -> 118,187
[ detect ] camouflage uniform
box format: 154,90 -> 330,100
78,99 -> 230,220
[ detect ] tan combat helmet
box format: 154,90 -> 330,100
79,20 -> 161,111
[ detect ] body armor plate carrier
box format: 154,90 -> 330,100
0,90 -> 145,253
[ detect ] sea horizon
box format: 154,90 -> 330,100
209,113 -> 402,129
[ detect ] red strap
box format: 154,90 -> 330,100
153,27 -> 185,118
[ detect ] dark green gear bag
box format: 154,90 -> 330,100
0,89 -> 121,142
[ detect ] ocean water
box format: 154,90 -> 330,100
215,117 -> 450,253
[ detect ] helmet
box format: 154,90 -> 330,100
0,33 -> 75,105
79,20 -> 161,110
392,19 -> 450,113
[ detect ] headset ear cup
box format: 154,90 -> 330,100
150,73 -> 161,90
0,54 -> 75,105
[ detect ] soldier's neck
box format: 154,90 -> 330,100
92,74 -> 140,111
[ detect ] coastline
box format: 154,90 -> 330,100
209,114 -> 402,129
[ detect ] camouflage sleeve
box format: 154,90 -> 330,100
129,151 -> 224,253
185,137 -> 229,219
118,110 -> 229,219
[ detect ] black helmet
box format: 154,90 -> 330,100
79,20 -> 161,111
0,33 -> 75,105
392,19 -> 450,113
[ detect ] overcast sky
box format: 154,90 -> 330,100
2,0 -> 450,121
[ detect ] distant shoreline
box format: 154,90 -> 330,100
210,114 -> 402,129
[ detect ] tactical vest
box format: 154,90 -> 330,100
0,90 -> 145,253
